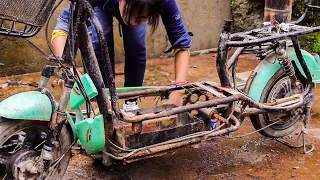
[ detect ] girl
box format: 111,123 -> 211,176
52,0 -> 192,110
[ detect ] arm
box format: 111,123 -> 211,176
169,50 -> 190,106
51,8 -> 71,57
161,0 -> 192,54
174,50 -> 189,84
160,0 -> 192,106
52,0 -> 105,57
52,31 -> 67,57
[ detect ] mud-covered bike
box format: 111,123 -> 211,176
0,0 -> 319,179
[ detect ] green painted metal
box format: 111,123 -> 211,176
66,111 -> 77,138
0,91 -> 53,120
76,113 -> 105,154
287,50 -> 320,83
69,74 -> 98,110
110,86 -> 167,94
247,48 -> 320,102
75,107 -> 85,123
0,91 -> 77,137
111,86 -> 194,98
0,77 -> 173,150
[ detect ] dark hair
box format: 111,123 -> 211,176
123,0 -> 164,33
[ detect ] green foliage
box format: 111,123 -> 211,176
293,0 -> 320,26
293,0 -> 320,53
232,0 -> 236,6
231,0 -> 320,53
302,33 -> 320,53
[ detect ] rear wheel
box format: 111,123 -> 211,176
250,69 -> 311,138
0,119 -> 72,179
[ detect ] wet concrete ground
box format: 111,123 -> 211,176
1,53 -> 320,179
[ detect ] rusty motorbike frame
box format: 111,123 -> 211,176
59,0 -> 318,163
0,0 -> 320,178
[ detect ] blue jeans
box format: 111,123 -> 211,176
88,7 -> 147,87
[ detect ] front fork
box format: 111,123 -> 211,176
38,67 -> 75,177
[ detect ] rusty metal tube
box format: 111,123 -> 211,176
118,87 -> 169,99
238,96 -> 308,117
246,94 -> 305,111
228,26 -> 320,47
122,136 -> 203,162
227,47 -> 245,70
117,84 -> 193,99
121,93 -> 305,123
113,116 -> 241,163
197,108 -> 228,123
122,94 -> 242,123
241,107 -> 269,116
265,95 -> 300,106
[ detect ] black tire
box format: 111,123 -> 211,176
250,68 -> 309,138
0,118 -> 72,179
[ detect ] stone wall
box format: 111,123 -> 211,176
231,0 -> 265,32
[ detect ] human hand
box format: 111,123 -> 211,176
58,69 -> 83,89
169,90 -> 185,107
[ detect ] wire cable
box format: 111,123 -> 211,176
44,0 -> 96,118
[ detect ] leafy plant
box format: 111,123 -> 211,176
293,0 -> 320,53
232,0 -> 236,6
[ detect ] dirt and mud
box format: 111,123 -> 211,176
1,53 -> 320,180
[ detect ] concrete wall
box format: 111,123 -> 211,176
124,0 -> 232,60
0,0 -> 231,76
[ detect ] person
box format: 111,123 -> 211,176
51,0 -> 192,111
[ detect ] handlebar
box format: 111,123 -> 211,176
293,0 -> 320,24
306,3 -> 320,11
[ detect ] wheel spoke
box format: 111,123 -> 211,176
266,76 -> 302,129
284,79 -> 291,96
34,140 -> 46,150
0,142 -> 19,149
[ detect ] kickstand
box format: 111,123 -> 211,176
302,127 -> 314,154
276,124 -> 314,154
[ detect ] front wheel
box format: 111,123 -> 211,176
250,69 -> 312,138
0,119 -> 72,179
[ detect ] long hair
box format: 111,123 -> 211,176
123,0 -> 164,33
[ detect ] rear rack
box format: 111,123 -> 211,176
116,81 -> 309,123
228,24 -> 320,47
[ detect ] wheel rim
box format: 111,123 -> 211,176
0,125 -> 61,179
264,76 -> 303,130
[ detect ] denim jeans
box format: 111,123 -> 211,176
88,7 -> 147,87
55,0 -> 192,87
